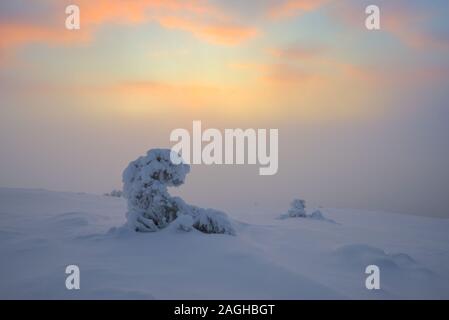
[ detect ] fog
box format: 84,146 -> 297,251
1,90 -> 448,218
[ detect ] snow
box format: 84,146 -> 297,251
0,187 -> 449,299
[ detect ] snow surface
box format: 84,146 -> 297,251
0,188 -> 449,299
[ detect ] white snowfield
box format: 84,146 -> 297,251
0,188 -> 448,299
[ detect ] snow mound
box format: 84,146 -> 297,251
333,244 -> 421,269
171,214 -> 194,232
328,243 -> 448,298
309,210 -> 325,220
123,149 -> 235,235
46,212 -> 90,227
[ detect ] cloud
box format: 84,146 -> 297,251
268,0 -> 328,19
230,46 -> 380,88
229,60 -> 314,85
81,0 -> 258,45
0,0 -> 258,56
266,0 -> 448,50
383,8 -> 449,49
78,0 -> 217,25
328,0 -> 449,50
112,79 -> 220,95
260,43 -> 328,84
269,44 -> 326,60
0,22 -> 91,48
263,63 -> 311,84
157,16 -> 257,45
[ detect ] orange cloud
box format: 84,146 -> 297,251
0,0 -> 257,56
158,16 -> 257,45
78,0 -> 216,26
82,0 -> 257,45
0,23 -> 91,49
268,0 -> 328,19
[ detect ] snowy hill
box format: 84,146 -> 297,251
0,188 -> 448,299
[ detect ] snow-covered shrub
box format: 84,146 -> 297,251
192,208 -> 236,235
289,199 -> 307,217
104,190 -> 123,197
123,149 -> 235,235
279,198 -> 306,219
279,199 -> 331,222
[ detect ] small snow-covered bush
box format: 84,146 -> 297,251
279,198 -> 306,219
192,208 -> 236,235
104,190 -> 123,197
279,199 -> 331,222
123,149 -> 235,235
289,199 -> 306,217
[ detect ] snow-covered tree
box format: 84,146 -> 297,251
279,199 -> 332,222
123,149 -> 189,232
122,149 -> 235,235
287,199 -> 307,217
279,198 -> 307,219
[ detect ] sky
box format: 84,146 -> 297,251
0,0 -> 449,217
